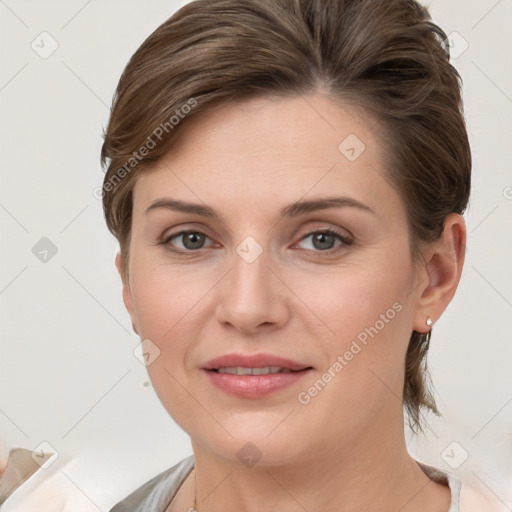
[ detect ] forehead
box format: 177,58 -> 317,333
132,93 -> 398,217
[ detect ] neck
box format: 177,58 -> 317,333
184,407 -> 446,512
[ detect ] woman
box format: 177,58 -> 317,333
101,0 -> 473,510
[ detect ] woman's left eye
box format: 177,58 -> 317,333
161,228 -> 352,255
295,229 -> 353,253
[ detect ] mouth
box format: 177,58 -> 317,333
201,353 -> 313,398
209,366 -> 311,375
202,352 -> 312,372
203,367 -> 313,398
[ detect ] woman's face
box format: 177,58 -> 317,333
120,93 -> 431,465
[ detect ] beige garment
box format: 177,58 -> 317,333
0,447 -> 53,506
0,446 -> 102,512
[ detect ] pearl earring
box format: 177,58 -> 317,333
426,317 -> 433,327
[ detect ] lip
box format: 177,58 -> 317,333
202,353 -> 311,371
201,352 -> 313,399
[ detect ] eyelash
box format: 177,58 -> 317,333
160,228 -> 353,256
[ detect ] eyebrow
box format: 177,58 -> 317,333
144,196 -> 375,220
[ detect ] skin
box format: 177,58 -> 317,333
116,93 -> 466,512
0,440 -> 7,478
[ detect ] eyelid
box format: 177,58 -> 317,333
297,225 -> 353,241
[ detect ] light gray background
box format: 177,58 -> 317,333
1,0 -> 511,509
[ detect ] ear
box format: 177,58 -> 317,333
413,213 -> 467,333
115,251 -> 139,335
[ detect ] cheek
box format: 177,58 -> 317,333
128,259 -> 222,406
294,253 -> 414,398
291,266 -> 412,444
129,263 -> 212,429
131,259 -> 210,339
299,257 -> 412,346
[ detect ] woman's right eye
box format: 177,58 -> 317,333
162,230 -> 216,253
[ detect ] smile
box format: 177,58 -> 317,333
215,366 -> 299,375
203,366 -> 313,398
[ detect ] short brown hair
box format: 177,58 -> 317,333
100,0 -> 471,434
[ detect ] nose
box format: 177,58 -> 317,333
215,242 -> 290,335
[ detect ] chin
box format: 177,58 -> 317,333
192,418 -> 313,468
